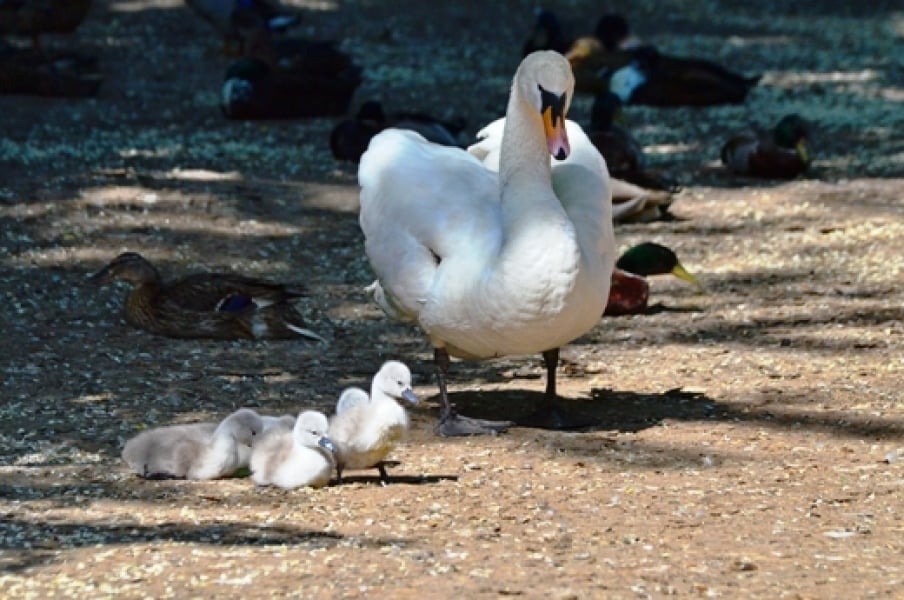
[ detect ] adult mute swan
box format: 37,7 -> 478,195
358,51 -> 616,436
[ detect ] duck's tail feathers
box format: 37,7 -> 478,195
285,322 -> 328,344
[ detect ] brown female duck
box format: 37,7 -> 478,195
721,114 -> 811,179
0,41 -> 101,96
90,252 -> 325,342
0,0 -> 92,51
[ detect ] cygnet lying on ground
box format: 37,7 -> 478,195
122,408 -> 264,480
250,410 -> 337,489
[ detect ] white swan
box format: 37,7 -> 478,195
358,51 -> 616,435
121,408 -> 264,480
469,117 -> 672,223
250,410 -> 336,489
327,361 -> 419,482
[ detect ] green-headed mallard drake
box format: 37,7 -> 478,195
0,41 -> 101,96
185,0 -> 299,55
0,0 -> 92,51
90,252 -> 326,342
605,242 -> 702,316
330,100 -> 465,163
721,114 -> 811,179
588,91 -> 678,192
221,54 -> 361,119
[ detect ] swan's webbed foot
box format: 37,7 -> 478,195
435,412 -> 514,437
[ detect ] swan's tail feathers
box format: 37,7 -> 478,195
364,280 -> 418,323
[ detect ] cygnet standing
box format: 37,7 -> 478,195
328,361 -> 419,483
122,408 -> 264,480
250,410 -> 337,489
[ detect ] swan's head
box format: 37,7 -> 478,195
295,410 -> 337,454
374,360 -> 419,405
517,51 -> 574,160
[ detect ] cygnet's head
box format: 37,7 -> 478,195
374,361 -> 419,405
295,410 -> 337,454
219,408 -> 264,445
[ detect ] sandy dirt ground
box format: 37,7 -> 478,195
1,0 -> 902,598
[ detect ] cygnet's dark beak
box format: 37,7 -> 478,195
401,388 -> 419,405
318,436 -> 337,453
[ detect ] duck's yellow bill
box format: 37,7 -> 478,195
671,263 -> 704,291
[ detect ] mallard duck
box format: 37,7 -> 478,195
330,100 -> 465,163
250,410 -> 337,489
221,55 -> 361,119
568,38 -> 759,104
90,251 -> 325,342
185,0 -> 299,55
605,242 -> 702,316
594,13 -> 637,52
604,45 -> 759,106
587,91 -> 678,192
327,361 -> 418,482
521,7 -> 571,57
0,42 -> 101,96
122,408 -> 264,480
721,114 -> 811,179
0,0 -> 92,51
360,51 -> 616,435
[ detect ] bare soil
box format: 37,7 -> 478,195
1,1 -> 902,598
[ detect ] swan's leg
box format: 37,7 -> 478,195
516,348 -> 597,430
433,348 -> 514,437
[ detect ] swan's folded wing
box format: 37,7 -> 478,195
358,129 -> 501,321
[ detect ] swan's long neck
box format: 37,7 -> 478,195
499,92 -> 553,194
492,84 -> 580,302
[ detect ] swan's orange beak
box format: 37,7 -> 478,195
540,87 -> 570,160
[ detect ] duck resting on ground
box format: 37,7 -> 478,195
721,114 -> 811,179
184,0 -> 299,55
587,91 -> 679,192
221,55 -> 361,119
359,51 -> 616,436
327,361 -> 419,482
605,242 -> 702,316
0,41 -> 102,96
90,251 -> 325,342
0,0 -> 92,52
330,99 -> 465,163
121,408 -> 264,480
